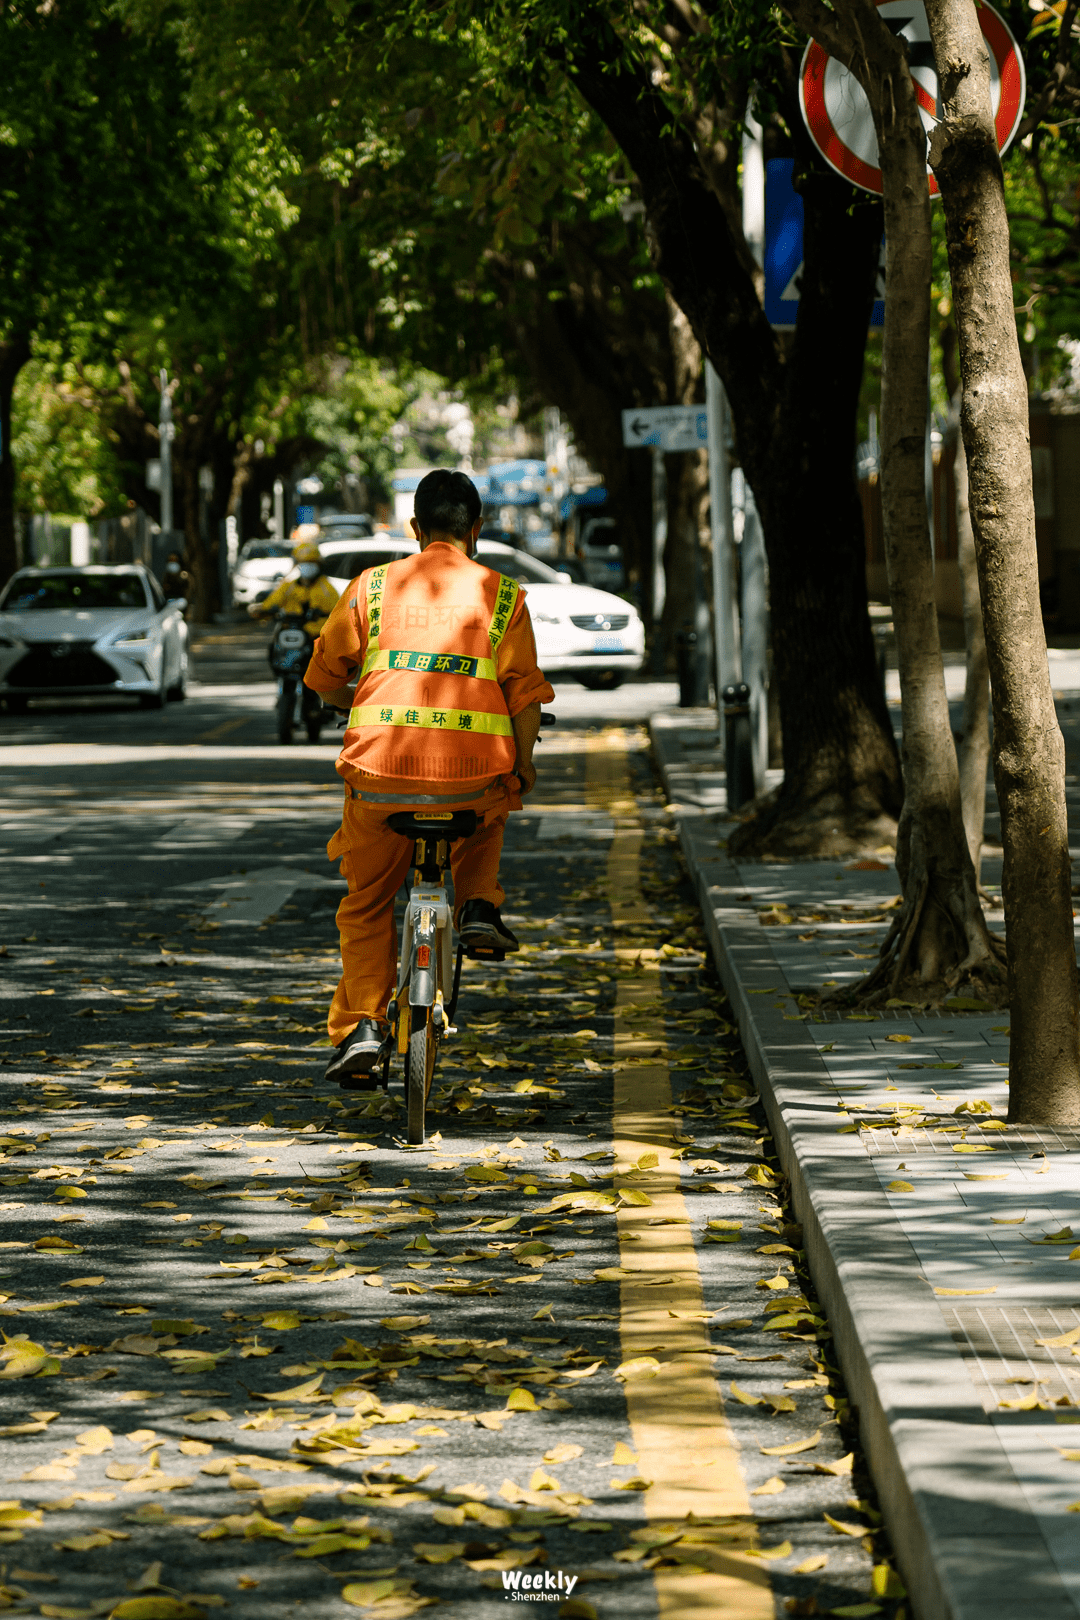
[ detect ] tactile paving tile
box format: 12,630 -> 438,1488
853,1116 -> 1080,1157
945,1304 -> 1080,1412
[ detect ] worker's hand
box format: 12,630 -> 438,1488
246,604 -> 263,619
514,761 -> 537,796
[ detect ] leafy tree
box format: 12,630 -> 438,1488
175,9 -> 703,637
174,0 -> 903,839
12,357 -> 128,521
0,0 -> 229,584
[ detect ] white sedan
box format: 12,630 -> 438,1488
0,565 -> 189,712
476,541 -> 643,689
322,535 -> 644,691
230,540 -> 295,607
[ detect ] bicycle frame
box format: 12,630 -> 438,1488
382,810 -> 504,1143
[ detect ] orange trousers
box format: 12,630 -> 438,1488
326,783 -> 512,1045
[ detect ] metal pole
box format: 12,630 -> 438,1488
273,478 -> 285,543
740,483 -> 769,795
706,361 -> 740,698
652,446 -> 667,623
742,108 -> 765,268
158,368 -> 173,537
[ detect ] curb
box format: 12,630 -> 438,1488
650,714 -> 1075,1620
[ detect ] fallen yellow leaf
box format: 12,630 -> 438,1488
761,1431 -> 821,1456
824,1513 -> 867,1536
933,1287 -> 998,1297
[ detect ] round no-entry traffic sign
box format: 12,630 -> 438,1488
799,0 -> 1025,197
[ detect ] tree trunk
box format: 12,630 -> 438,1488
0,337 -> 32,587
749,167 -> 900,855
568,42 -> 903,856
866,13 -> 999,995
658,447 -> 709,674
777,0 -> 1001,997
925,0 -> 1080,1124
178,451 -> 220,624
950,399 -> 991,879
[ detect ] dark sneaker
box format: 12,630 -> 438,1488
458,899 -> 519,953
324,1019 -> 386,1089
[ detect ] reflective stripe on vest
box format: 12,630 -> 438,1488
360,648 -> 498,681
350,561 -> 519,733
349,704 -> 512,736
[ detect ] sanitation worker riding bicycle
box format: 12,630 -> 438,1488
304,469 -> 554,1088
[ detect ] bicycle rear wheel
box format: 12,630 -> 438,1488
406,1014 -> 436,1145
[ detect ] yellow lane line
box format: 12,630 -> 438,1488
196,717 -> 251,743
586,733 -> 773,1619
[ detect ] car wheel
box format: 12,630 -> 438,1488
5,696 -> 28,714
166,659 -> 188,702
576,671 -> 625,691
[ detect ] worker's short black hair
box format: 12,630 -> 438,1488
414,469 -> 482,539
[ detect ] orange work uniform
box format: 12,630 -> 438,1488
304,543 -> 553,1044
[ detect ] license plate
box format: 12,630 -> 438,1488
593,636 -> 623,653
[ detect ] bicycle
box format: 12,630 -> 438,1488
371,809 -> 511,1145
359,716 -> 554,1144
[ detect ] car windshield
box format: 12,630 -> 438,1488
321,519 -> 373,536
238,542 -> 292,563
323,549 -> 416,577
0,573 -> 150,612
476,547 -> 563,584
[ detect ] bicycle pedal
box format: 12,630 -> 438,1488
465,946 -> 506,962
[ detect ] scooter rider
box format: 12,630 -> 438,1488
302,468 -> 554,1086
248,530 -> 340,634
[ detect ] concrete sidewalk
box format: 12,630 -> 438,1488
652,711 -> 1080,1620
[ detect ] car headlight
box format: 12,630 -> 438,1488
113,629 -> 154,644
532,612 -> 563,625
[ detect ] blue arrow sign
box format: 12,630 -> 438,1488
764,158 -> 884,331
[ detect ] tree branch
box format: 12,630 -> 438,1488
1017,0 -> 1080,141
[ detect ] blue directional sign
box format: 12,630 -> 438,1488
764,157 -> 884,331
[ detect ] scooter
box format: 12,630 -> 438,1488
268,613 -> 325,744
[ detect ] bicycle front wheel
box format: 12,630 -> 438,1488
407,1014 -> 436,1145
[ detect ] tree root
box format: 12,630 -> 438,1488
822,874 -> 1008,1014
728,781 -> 898,861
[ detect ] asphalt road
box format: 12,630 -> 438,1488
0,624 -> 898,1620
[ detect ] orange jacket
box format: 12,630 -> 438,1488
304,542 -> 553,796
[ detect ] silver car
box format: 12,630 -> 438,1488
0,565 -> 189,712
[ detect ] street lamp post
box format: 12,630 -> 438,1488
159,368 -> 173,538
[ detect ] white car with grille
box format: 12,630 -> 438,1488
0,565 -> 189,711
476,541 -> 644,690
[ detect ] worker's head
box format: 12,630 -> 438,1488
165,551 -> 184,576
411,469 -> 483,557
293,539 -> 324,581
291,522 -> 321,547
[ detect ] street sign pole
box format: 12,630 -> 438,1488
706,362 -> 740,696
739,480 -> 770,795
651,445 -> 667,631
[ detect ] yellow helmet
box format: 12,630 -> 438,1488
293,540 -> 323,564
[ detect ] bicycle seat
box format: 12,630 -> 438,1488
387,810 -> 478,842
